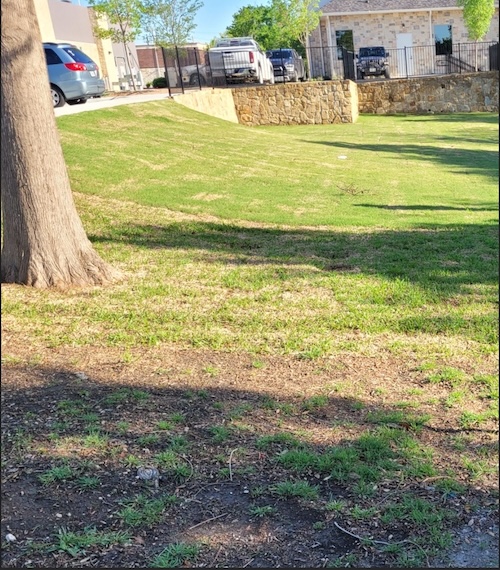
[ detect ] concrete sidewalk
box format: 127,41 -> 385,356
54,90 -> 174,117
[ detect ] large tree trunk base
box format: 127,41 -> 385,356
1,248 -> 123,289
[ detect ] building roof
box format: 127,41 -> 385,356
319,0 -> 464,13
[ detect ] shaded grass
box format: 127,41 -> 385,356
2,372 -> 497,568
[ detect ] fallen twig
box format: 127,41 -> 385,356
242,558 -> 254,568
228,448 -> 238,481
333,521 -> 430,567
187,512 -> 227,531
210,545 -> 223,567
420,475 -> 455,484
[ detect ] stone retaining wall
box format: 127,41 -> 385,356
357,72 -> 499,114
174,88 -> 239,123
174,72 -> 498,126
230,80 -> 358,126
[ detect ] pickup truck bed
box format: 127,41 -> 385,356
208,37 -> 274,85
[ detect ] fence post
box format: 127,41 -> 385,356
194,48 -> 202,90
404,46 -> 409,78
175,45 -> 184,94
161,47 -> 172,98
458,43 -> 461,74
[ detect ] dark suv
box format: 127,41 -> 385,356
266,48 -> 305,82
356,46 -> 390,80
44,42 -> 105,108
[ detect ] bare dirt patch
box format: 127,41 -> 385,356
1,346 -> 498,568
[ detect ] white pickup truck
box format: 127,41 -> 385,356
208,37 -> 275,85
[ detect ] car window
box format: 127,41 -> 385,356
62,47 -> 94,64
44,48 -> 63,65
270,50 -> 292,59
360,47 -> 385,57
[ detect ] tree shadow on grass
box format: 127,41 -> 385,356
89,221 -> 499,297
1,361 -> 498,568
303,141 -> 498,181
355,203 -> 498,212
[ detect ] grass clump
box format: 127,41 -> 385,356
117,494 -> 177,527
271,480 -> 319,500
151,543 -> 200,568
52,527 -> 130,557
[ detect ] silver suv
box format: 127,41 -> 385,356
43,42 -> 105,108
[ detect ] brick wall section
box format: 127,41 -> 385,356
357,71 -> 499,114
230,80 -> 359,126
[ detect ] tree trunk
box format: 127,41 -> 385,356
1,0 -> 122,288
123,39 -> 138,91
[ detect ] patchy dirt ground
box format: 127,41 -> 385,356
1,347 -> 498,568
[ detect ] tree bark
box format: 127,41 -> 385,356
1,0 -> 122,288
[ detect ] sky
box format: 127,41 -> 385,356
77,0 -> 261,45
190,0 -> 260,44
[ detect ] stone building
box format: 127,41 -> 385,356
308,0 -> 499,79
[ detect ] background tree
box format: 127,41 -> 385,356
1,0 -> 121,288
88,0 -> 144,90
280,0 -> 321,53
141,0 -> 203,47
224,5 -> 281,50
223,0 -> 321,59
458,0 -> 495,70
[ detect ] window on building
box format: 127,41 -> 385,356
434,24 -> 452,55
336,30 -> 354,59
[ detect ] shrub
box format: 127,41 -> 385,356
152,77 -> 167,88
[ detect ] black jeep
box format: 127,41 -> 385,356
356,46 -> 390,80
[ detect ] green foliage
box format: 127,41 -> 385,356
88,0 -> 143,44
277,449 -> 318,471
117,494 -> 177,527
224,5 -> 282,51
255,432 -> 303,449
458,0 -> 496,41
88,0 -> 144,90
302,394 -> 328,411
224,0 -> 321,53
104,388 -> 150,405
38,465 -> 74,486
271,480 -> 319,499
249,504 -> 276,517
141,0 -> 203,47
76,475 -> 101,490
210,425 -> 232,443
53,527 -> 130,557
137,434 -> 160,446
151,542 -> 200,568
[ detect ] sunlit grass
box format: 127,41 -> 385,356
1,108 -> 498,362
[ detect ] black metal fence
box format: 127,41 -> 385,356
308,42 -> 499,81
155,41 -> 499,93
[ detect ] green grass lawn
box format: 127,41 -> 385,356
59,103 -> 498,228
2,104 -> 498,360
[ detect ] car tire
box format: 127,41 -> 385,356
257,66 -> 264,84
189,73 -> 206,87
67,98 -> 87,106
50,85 -> 65,108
